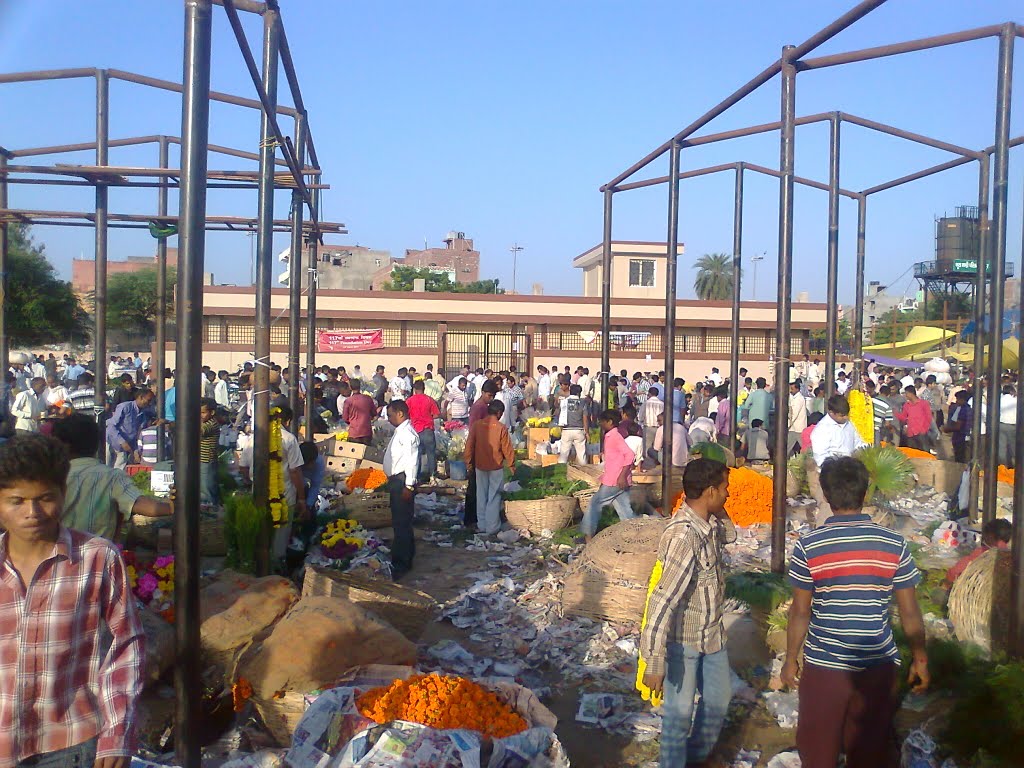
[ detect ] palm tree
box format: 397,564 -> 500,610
693,253 -> 735,301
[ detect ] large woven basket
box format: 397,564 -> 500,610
561,556 -> 648,624
949,548 -> 1010,654
572,486 -> 598,514
343,492 -> 392,529
129,515 -> 226,555
255,692 -> 309,747
585,516 -> 669,583
301,566 -> 436,641
504,496 -> 578,535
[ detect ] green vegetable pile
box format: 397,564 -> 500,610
725,570 -> 792,612
224,492 -> 262,575
504,462 -> 587,501
131,470 -> 152,493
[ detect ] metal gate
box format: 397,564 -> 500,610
443,330 -> 529,381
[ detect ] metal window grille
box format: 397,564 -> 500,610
674,332 -> 702,353
628,259 -> 656,287
705,332 -> 731,355
740,335 -> 767,355
226,322 -> 255,346
406,327 -> 438,347
270,324 -> 289,345
205,321 -> 224,344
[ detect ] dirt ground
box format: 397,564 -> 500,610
401,525 -> 802,768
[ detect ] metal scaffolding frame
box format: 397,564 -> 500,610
596,1 -> 1024,653
0,1 -> 341,762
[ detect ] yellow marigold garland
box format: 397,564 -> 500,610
356,673 -> 528,738
268,407 -> 287,527
847,389 -> 875,445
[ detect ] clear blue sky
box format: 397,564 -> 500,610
1,0 -> 1021,303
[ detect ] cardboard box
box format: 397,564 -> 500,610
333,441 -> 383,463
326,456 -> 359,475
360,460 -> 385,472
150,470 -> 175,497
314,433 -> 337,455
540,454 -> 560,467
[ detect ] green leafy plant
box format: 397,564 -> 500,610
787,454 -> 808,495
223,492 -> 262,574
856,445 -> 915,501
131,469 -> 152,494
447,435 -> 467,462
725,571 -> 792,612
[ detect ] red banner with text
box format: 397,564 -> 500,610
317,329 -> 385,353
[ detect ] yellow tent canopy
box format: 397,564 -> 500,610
863,325 -> 958,358
948,337 -> 1019,369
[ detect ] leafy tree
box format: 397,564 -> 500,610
871,307 -> 923,345
810,318 -> 854,350
382,266 -> 504,294
105,267 -> 176,335
5,224 -> 89,346
693,253 -> 736,301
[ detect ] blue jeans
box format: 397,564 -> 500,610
580,484 -> 635,537
660,643 -> 732,767
475,468 -> 504,534
16,738 -> 97,768
200,459 -> 219,506
417,427 -> 436,482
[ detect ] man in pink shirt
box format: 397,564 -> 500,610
342,388 -> 377,445
894,386 -> 933,453
407,380 -> 441,483
581,409 -> 637,542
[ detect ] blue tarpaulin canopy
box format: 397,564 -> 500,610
961,308 -> 1021,338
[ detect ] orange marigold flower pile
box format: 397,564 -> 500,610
356,673 -> 528,738
670,468 -> 772,527
998,465 -> 1015,485
346,467 -> 388,491
723,467 -> 773,526
898,446 -> 935,461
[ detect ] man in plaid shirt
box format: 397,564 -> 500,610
0,434 -> 143,768
639,458 -> 735,767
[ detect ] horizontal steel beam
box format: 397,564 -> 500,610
107,68 -> 299,117
0,68 -> 96,84
838,112 -> 985,159
212,0 -> 265,13
0,206 -> 346,233
681,112 -> 832,148
2,175 -> 330,191
797,24 -> 1006,71
862,134 -> 1024,196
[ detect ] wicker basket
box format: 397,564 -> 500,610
504,496 -> 578,535
129,515 -> 226,555
254,692 -> 310,747
343,492 -> 392,529
572,486 -> 598,514
949,548 -> 1010,654
301,566 -> 436,641
585,516 -> 669,583
561,557 -> 648,624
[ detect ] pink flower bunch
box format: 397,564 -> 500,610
443,420 -> 467,433
136,572 -> 159,602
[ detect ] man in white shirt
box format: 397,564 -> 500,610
900,371 -> 916,390
653,412 -> 689,468
788,380 -> 809,456
835,371 -> 851,395
537,365 -> 552,405
214,370 -> 231,409
578,368 -> 592,400
998,385 -> 1017,469
808,395 -> 868,526
709,367 -> 723,387
388,367 -> 412,402
384,399 -> 420,578
642,387 -> 665,456
806,358 -> 821,394
107,356 -> 121,380
30,356 -> 46,380
12,377 -> 45,433
43,374 -> 70,413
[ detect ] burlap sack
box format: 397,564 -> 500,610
200,570 -> 299,680
140,604 -> 175,684
238,596 -> 417,699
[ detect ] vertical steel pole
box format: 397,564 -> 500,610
662,142 -> 680,510
253,6 -> 280,574
729,163 -> 743,451
94,69 -> 109,449
968,154 -> 990,523
771,45 -> 797,575
1013,159 -> 1024,658
983,24 -> 1014,524
287,114 -> 306,436
600,189 -> 613,406
825,113 -> 841,398
854,196 -> 867,381
155,136 -> 169,462
174,2 -> 211,766
304,184 -> 320,434
0,151 -> 9,374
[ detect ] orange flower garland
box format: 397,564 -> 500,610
356,673 -> 528,738
670,467 -> 772,527
998,465 -> 1015,485
346,467 -> 388,491
898,446 -> 935,461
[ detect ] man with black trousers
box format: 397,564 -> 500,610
464,379 -> 498,529
383,399 -> 419,579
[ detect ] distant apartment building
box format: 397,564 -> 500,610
72,248 -> 180,306
278,232 -> 481,291
573,241 -> 685,300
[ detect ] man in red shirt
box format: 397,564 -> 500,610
342,387 -> 378,445
894,386 -> 933,453
0,434 -> 143,768
407,380 -> 441,483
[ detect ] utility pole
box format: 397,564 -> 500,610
750,251 -> 765,300
510,243 -> 524,294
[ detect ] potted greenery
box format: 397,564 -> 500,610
855,445 -> 915,527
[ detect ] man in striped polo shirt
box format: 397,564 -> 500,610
783,456 -> 929,768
